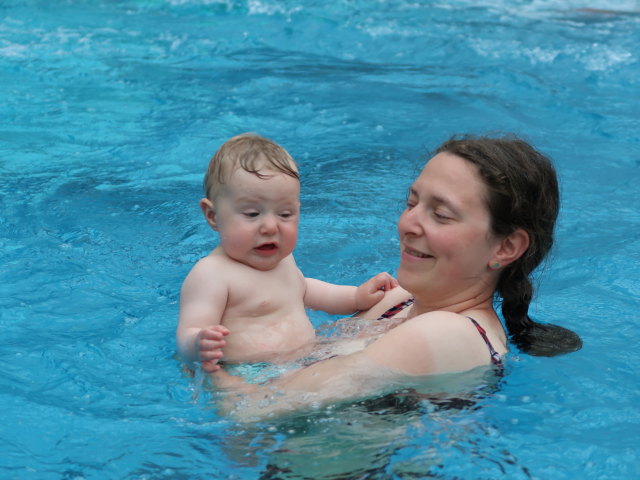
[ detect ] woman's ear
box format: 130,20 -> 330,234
199,198 -> 218,231
491,228 -> 530,268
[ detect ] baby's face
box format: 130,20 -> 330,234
213,168 -> 300,271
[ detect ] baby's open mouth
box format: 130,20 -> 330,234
256,243 -> 277,251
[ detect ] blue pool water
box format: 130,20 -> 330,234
1,0 -> 639,478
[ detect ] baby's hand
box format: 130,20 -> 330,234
355,272 -> 399,310
197,325 -> 230,373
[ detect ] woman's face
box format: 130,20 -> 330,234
397,152 -> 502,306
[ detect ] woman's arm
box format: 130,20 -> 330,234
212,350 -> 403,420
212,312 -> 498,420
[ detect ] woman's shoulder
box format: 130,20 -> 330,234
363,310 -> 502,375
401,310 -> 483,337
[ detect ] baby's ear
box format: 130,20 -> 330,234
199,198 -> 218,231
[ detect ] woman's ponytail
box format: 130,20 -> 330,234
498,263 -> 581,356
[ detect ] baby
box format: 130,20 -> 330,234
176,133 -> 396,372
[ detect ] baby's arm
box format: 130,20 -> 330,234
176,259 -> 230,372
304,272 -> 398,315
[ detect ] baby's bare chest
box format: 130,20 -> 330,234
224,266 -> 307,318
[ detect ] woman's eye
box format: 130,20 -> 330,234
433,210 -> 451,221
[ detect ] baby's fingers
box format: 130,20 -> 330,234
199,338 -> 225,355
201,359 -> 221,373
371,272 -> 398,292
201,326 -> 230,340
199,348 -> 224,361
384,274 -> 399,289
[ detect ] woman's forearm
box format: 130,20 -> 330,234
212,352 -> 399,420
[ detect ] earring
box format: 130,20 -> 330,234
491,262 -> 501,270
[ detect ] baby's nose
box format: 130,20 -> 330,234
259,214 -> 278,234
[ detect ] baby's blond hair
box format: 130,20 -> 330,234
203,133 -> 299,200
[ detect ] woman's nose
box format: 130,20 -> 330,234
398,208 -> 422,237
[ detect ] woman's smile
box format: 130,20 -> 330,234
401,245 -> 433,260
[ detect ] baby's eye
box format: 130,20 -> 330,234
243,211 -> 259,218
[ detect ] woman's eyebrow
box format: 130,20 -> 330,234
434,195 -> 464,217
412,187 -> 462,215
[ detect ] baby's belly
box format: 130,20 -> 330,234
222,320 -> 316,363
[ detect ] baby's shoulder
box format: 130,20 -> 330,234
182,251 -> 238,287
189,251 -> 228,273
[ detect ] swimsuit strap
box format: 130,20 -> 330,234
377,298 -> 504,369
376,297 -> 415,320
466,316 -> 503,367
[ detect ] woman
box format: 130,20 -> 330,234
212,134 -> 582,417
